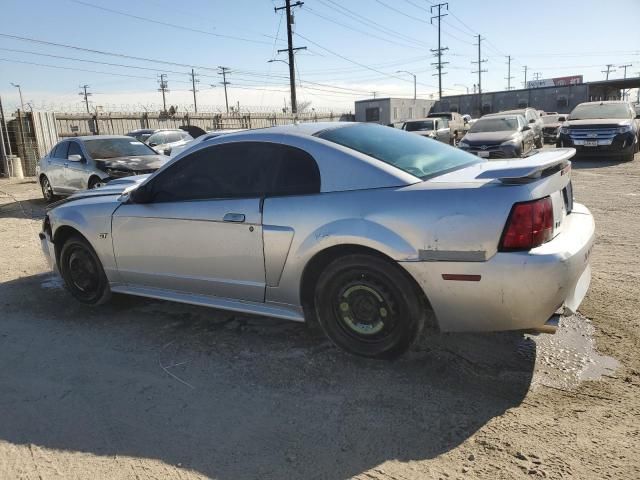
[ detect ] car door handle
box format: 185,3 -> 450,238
223,213 -> 245,223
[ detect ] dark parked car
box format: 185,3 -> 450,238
541,114 -> 568,143
458,115 -> 535,159
556,101 -> 640,161
485,108 -> 544,149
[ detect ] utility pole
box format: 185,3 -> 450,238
218,66 -> 230,114
189,69 -> 200,113
602,64 -> 615,80
505,56 -> 514,90
522,65 -> 528,88
533,72 -> 542,81
78,84 -> 92,113
430,3 -> 449,100
471,35 -> 487,115
158,74 -> 169,113
274,0 -> 306,115
619,64 -> 632,79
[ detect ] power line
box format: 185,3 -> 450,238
70,0 -> 279,46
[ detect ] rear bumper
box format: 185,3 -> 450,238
400,202 -> 595,332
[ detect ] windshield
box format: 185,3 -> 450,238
404,120 -> 435,132
542,115 -> 562,124
317,123 -> 481,180
569,103 -> 630,120
83,138 -> 157,159
469,117 -> 519,133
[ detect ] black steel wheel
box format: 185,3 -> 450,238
314,254 -> 428,359
40,175 -> 56,203
59,235 -> 111,305
534,135 -> 543,149
88,176 -> 103,189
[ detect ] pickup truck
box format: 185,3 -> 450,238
402,117 -> 452,144
427,111 -> 468,144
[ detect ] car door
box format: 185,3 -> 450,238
64,140 -> 90,191
111,141 -> 279,302
435,119 -> 450,143
46,141 -> 69,193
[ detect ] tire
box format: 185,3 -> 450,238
314,254 -> 428,359
534,135 -> 543,149
88,176 -> 103,189
40,175 -> 57,203
59,234 -> 112,305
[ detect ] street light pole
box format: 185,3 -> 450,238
10,83 -> 24,111
396,70 -> 417,100
454,84 -> 470,94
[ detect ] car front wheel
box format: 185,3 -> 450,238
314,254 -> 428,359
40,175 -> 56,203
59,234 -> 111,305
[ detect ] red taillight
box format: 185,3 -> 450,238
499,197 -> 554,251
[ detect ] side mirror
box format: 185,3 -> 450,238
148,142 -> 157,147
522,125 -> 531,131
68,154 -> 83,162
529,118 -> 536,124
129,185 -> 152,204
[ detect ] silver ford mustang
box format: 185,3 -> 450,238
39,122 -> 595,358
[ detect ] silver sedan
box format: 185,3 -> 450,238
39,122 -> 594,358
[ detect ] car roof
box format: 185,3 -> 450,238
62,135 -> 136,141
477,114 -> 521,121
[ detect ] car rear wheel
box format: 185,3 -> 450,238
314,254 -> 428,359
535,135 -> 543,149
40,175 -> 57,203
88,176 -> 103,189
59,235 -> 111,305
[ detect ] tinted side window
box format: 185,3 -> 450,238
166,132 -> 181,143
271,145 -> 320,196
54,142 -> 68,158
67,142 -> 83,158
150,142 -> 278,202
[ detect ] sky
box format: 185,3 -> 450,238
0,0 -> 638,113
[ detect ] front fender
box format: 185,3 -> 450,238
47,196 -> 122,282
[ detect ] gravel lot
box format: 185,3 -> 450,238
0,148 -> 639,479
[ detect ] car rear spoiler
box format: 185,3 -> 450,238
475,148 -> 575,184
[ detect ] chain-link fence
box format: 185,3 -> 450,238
0,109 -> 355,178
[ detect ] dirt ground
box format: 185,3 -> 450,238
0,148 -> 639,480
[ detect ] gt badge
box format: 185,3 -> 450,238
98,233 -> 108,239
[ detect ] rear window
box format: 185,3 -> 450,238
404,120 -> 435,131
317,123 -> 481,180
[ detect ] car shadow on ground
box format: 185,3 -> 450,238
0,197 -> 47,220
570,155 -> 634,169
0,273 -> 535,479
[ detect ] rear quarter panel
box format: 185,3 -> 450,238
263,180 -> 539,307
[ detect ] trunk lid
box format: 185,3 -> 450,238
425,148 -> 575,238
